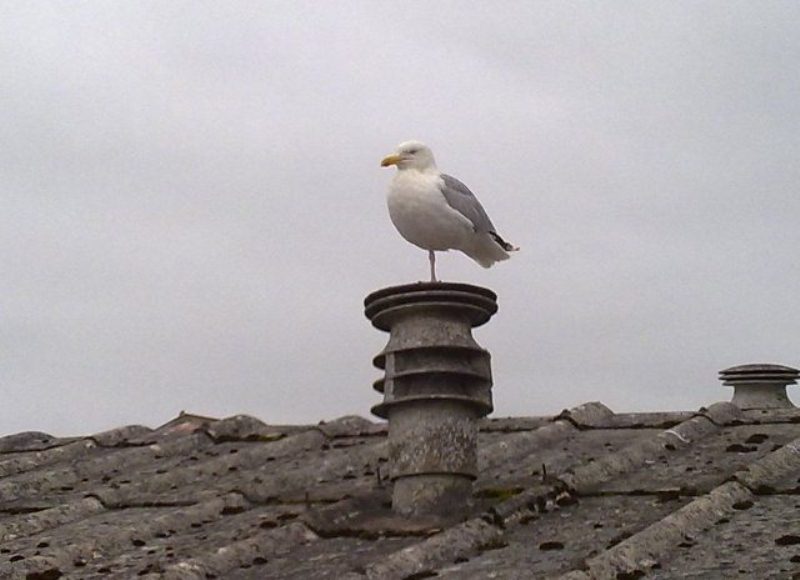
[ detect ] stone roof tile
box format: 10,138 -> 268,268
0,432 -> 77,454
202,415 -> 288,443
364,517 -> 503,580
316,415 -> 387,439
90,424 -> 154,447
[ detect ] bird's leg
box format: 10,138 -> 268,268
429,250 -> 437,282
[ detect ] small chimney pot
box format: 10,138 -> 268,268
719,363 -> 799,409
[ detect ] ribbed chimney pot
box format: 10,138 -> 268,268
719,363 -> 799,409
365,282 -> 498,517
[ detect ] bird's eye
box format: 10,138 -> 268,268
407,148 -> 418,154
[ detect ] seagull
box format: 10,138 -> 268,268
380,140 -> 518,282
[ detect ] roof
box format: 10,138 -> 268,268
1,402 -> 800,579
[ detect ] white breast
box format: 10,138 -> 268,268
386,171 -> 474,252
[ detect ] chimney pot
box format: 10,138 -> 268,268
365,282 -> 498,517
719,363 -> 799,409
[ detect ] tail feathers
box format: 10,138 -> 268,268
464,232 -> 519,268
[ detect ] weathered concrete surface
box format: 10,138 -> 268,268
364,517 -> 503,580
438,495 -> 691,579
365,282 -> 498,516
0,398 -> 798,578
579,481 -> 753,578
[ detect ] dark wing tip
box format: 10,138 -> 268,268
490,232 -> 519,252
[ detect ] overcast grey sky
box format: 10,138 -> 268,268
2,2 -> 799,436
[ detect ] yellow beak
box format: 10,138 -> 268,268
380,153 -> 403,167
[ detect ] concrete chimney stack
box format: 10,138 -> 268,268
365,282 -> 497,517
719,363 -> 800,409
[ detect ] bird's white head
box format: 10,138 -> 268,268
380,140 -> 437,172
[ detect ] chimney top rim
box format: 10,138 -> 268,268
719,363 -> 799,376
364,282 -> 497,307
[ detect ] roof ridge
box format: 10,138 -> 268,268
558,481 -> 754,580
464,405 -> 736,551
558,433 -> 800,578
559,405 -> 738,495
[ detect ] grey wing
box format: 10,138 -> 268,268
439,174 -> 496,233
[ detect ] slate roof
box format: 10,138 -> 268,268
1,402 -> 800,579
